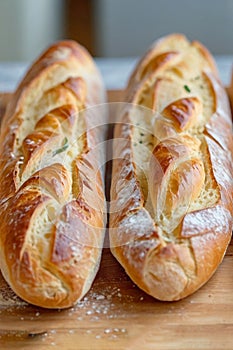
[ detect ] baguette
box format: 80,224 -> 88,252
0,41 -> 107,308
110,34 -> 233,301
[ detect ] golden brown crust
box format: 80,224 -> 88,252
0,40 -> 106,308
110,34 -> 233,301
162,97 -> 201,131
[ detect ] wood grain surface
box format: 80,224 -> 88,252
0,90 -> 233,350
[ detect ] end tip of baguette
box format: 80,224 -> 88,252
142,244 -> 190,301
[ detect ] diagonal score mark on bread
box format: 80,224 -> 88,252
110,34 -> 233,301
149,134 -> 205,234
0,41 -> 107,308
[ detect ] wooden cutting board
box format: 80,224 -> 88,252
0,90 -> 233,350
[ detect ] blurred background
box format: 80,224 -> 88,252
0,0 -> 233,61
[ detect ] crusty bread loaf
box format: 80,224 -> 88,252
110,34 -> 233,301
0,41 -> 107,308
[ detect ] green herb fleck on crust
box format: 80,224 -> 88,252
53,137 -> 69,156
184,85 -> 191,93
